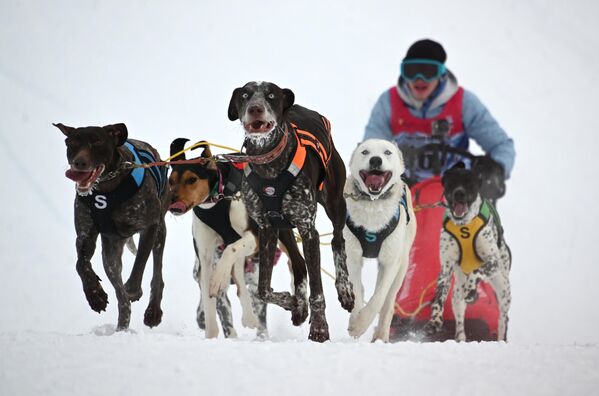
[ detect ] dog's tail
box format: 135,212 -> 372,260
126,237 -> 138,255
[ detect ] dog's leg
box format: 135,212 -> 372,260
123,225 -> 157,302
372,250 -> 411,343
297,226 -> 329,343
100,235 -> 130,330
278,229 -> 309,326
216,292 -> 237,338
347,252 -> 365,327
143,220 -> 165,328
257,227 -> 296,311
424,232 -> 459,336
198,248 -> 219,338
489,269 -> 511,341
232,255 -> 259,330
193,256 -> 206,330
452,270 -> 468,342
348,256 -> 398,338
209,231 -> 256,297
322,164 -> 354,312
244,258 -> 269,338
75,228 -> 108,313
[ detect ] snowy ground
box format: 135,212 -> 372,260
2,0 -> 599,395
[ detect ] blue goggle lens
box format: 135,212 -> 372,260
401,60 -> 445,82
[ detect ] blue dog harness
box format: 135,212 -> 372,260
79,141 -> 167,236
345,188 -> 410,259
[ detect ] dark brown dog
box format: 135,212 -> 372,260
227,81 -> 355,342
55,122 -> 169,331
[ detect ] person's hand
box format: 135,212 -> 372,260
473,155 -> 506,200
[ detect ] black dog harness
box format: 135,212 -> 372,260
346,188 -> 410,259
79,141 -> 167,236
192,162 -> 244,246
245,117 -> 332,229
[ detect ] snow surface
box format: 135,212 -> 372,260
2,1 -> 599,395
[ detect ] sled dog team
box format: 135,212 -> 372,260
57,81 -> 511,343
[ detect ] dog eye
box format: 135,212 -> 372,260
384,150 -> 392,155
267,93 -> 275,99
186,177 -> 198,185
361,150 -> 370,155
241,93 -> 249,99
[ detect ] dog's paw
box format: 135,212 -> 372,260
423,320 -> 442,335
124,281 -> 143,302
84,283 -> 109,313
143,304 -> 163,328
241,311 -> 260,330
371,326 -> 390,343
308,312 -> 330,343
291,295 -> 309,326
336,278 -> 355,313
348,309 -> 370,338
455,330 -> 466,342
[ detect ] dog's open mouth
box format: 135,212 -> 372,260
168,201 -> 189,216
65,165 -> 105,193
244,120 -> 275,133
359,170 -> 392,195
451,201 -> 469,219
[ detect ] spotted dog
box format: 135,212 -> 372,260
424,162 -> 511,341
227,81 -> 354,342
55,122 -> 169,331
344,139 -> 416,342
168,139 -> 305,339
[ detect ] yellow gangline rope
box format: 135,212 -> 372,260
165,140 -> 239,162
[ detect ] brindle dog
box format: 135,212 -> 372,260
227,81 -> 355,342
55,122 -> 169,331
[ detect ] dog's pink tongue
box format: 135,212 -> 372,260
453,202 -> 468,217
168,201 -> 187,214
65,169 -> 92,182
365,174 -> 386,190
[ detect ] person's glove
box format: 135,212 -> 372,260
473,155 -> 506,200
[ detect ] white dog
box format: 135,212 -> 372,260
345,139 -> 417,342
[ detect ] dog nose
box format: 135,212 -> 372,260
248,105 -> 264,116
453,187 -> 466,201
369,156 -> 382,169
72,156 -> 89,170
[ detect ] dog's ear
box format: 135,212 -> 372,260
228,88 -> 242,121
282,88 -> 295,111
450,161 -> 466,170
103,123 -> 128,146
170,138 -> 190,161
200,144 -> 212,159
53,123 -> 76,136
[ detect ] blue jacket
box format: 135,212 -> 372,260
363,71 -> 515,180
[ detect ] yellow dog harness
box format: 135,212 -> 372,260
443,200 -> 499,274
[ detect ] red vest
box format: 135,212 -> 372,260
389,86 -> 465,137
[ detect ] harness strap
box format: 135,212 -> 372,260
346,187 -> 410,258
79,141 -> 163,236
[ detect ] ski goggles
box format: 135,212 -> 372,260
401,59 -> 446,82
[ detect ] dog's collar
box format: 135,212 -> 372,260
224,125 -> 289,165
345,180 -> 396,201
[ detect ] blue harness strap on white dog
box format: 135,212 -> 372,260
79,141 -> 166,236
346,188 -> 410,259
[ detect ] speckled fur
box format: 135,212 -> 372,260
344,139 -> 417,342
56,123 -> 169,331
424,167 -> 512,342
228,81 -> 355,342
